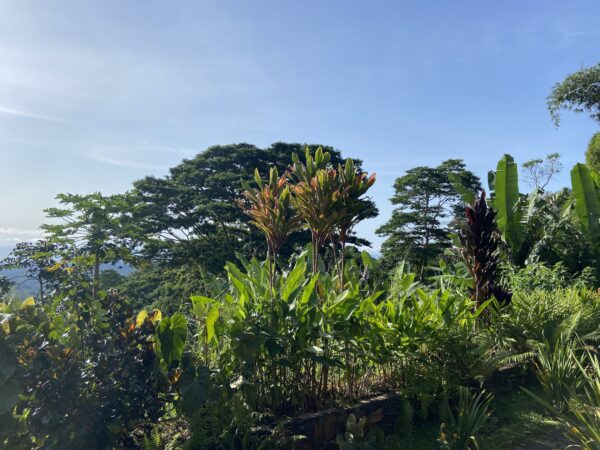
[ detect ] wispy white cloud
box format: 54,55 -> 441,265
558,29 -> 600,48
88,143 -> 194,171
89,153 -> 170,171
0,105 -> 70,125
0,227 -> 45,245
0,227 -> 44,236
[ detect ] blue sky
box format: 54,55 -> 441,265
1,1 -> 599,249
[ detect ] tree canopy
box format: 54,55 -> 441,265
521,153 -> 562,191
376,159 -> 481,274
0,240 -> 65,302
43,192 -> 128,299
126,142 -> 377,273
585,132 -> 600,172
548,62 -> 600,126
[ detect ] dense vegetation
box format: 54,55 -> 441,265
2,64 -> 600,449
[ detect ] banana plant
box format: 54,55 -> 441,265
452,154 -> 525,258
570,163 -> 600,245
489,154 -> 524,255
484,155 -> 600,267
488,155 -> 600,259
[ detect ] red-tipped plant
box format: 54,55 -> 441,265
239,167 -> 301,289
334,158 -> 376,287
290,147 -> 342,273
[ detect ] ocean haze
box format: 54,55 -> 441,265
0,245 -> 13,260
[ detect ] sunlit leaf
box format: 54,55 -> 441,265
191,295 -> 213,318
135,310 -> 148,327
21,297 -> 35,309
306,345 -> 324,355
494,154 -> 523,253
282,258 -> 307,302
205,305 -> 219,343
157,313 -> 188,366
571,163 -> 600,243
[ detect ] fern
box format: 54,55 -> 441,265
141,426 -> 162,450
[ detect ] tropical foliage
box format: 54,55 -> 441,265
4,134 -> 600,450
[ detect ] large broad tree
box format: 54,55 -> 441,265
376,159 -> 481,275
548,62 -> 600,126
126,142 -> 377,274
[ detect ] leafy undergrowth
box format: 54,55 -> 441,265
382,389 -> 557,450
478,389 -> 558,449
136,389 -> 558,449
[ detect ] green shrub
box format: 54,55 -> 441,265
437,387 -> 493,450
504,288 -> 600,347
184,393 -> 256,450
505,262 -> 595,293
533,337 -> 584,412
526,350 -> 600,448
1,292 -> 166,449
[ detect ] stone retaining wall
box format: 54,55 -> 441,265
270,393 -> 403,449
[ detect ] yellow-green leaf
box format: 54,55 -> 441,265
205,305 -> 219,343
135,310 -> 148,327
21,297 -> 35,309
157,313 -> 188,365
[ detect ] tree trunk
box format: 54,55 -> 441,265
421,193 -> 431,277
312,234 -> 319,274
38,277 -> 44,303
93,249 -> 100,300
339,240 -> 346,289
